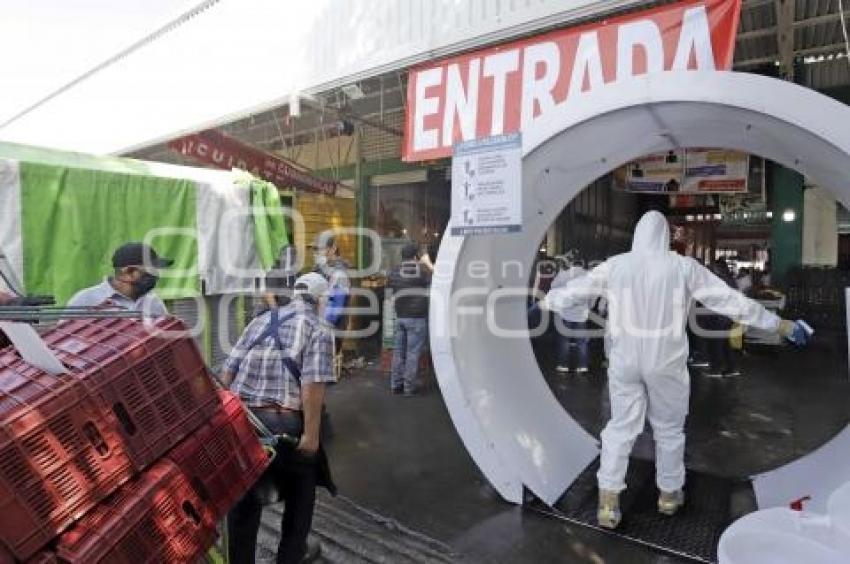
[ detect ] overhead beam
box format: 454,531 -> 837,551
738,12 -> 850,42
734,42 -> 850,68
775,0 -> 796,80
737,27 -> 775,41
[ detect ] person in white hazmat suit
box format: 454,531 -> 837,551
542,211 -> 810,529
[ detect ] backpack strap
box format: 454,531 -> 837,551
238,308 -> 302,381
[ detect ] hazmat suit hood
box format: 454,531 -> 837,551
631,211 -> 670,254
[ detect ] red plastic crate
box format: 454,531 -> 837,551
24,551 -> 57,564
42,317 -> 221,470
0,353 -> 134,561
1,542 -> 12,564
166,390 -> 270,519
56,459 -> 216,564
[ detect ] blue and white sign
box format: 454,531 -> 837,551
451,133 -> 522,236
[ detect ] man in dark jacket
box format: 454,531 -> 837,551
705,258 -> 740,377
387,242 -> 431,396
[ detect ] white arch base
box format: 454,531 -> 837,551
430,71 -> 850,507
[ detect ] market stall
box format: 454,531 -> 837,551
0,141 -> 288,366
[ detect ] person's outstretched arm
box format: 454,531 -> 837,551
541,260 -> 611,314
685,258 -> 781,332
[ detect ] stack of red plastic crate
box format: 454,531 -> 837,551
0,317 -> 271,563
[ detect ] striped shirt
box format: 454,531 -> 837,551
224,298 -> 335,410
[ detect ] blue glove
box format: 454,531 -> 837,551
324,286 -> 347,325
782,319 -> 813,346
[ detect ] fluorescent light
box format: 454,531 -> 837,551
714,213 -> 722,220
782,209 -> 796,222
766,211 -> 773,218
686,215 -> 694,222
289,93 -> 301,117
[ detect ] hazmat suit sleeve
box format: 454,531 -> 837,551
541,261 -> 610,315
685,258 -> 780,332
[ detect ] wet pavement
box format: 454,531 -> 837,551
257,493 -> 459,563
540,333 -> 850,479
318,332 -> 849,563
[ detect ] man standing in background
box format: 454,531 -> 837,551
387,242 -> 432,396
549,256 -> 591,374
311,236 -> 349,329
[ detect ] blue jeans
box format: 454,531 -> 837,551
559,320 -> 589,369
391,317 -> 428,393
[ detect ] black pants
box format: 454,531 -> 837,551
228,410 -> 317,564
707,316 -> 736,373
687,321 -> 706,360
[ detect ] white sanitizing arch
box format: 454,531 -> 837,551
430,71 -> 850,512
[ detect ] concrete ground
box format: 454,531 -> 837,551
317,333 -> 849,563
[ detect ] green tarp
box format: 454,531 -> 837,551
249,177 -> 288,269
20,162 -> 199,304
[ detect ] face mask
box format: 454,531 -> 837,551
132,272 -> 159,298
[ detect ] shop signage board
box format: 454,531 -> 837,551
616,148 -> 750,194
623,150 -> 686,192
451,133 -> 522,236
169,130 -> 336,196
682,148 -> 748,192
403,0 -> 741,161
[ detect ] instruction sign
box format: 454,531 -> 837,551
451,133 -> 522,236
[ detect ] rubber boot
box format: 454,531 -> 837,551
658,489 -> 685,516
597,489 -> 622,529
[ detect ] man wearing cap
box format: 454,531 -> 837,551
310,235 -> 349,328
67,242 -> 172,316
223,272 -> 336,564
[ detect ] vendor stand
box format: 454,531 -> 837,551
0,141 -> 291,368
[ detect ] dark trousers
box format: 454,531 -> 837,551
687,323 -> 706,360
707,316 -> 736,373
228,410 -> 317,564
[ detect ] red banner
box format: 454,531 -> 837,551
403,0 -> 741,161
169,130 -> 336,196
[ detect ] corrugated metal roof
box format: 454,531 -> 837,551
803,54 -> 850,87
735,0 -> 778,64
734,0 -> 850,76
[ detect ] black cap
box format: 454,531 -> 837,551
111,242 -> 173,269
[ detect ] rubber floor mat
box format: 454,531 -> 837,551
531,457 -> 740,563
